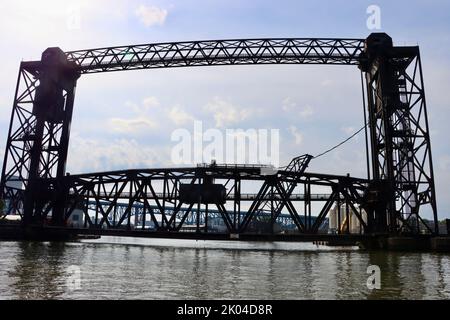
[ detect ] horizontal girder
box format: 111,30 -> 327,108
64,167 -> 368,188
62,38 -> 365,74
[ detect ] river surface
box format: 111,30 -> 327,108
0,236 -> 449,299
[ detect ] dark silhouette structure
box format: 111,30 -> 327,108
0,33 -> 439,238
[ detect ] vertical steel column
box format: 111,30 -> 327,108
1,48 -> 79,225
360,33 -> 438,234
0,66 -> 37,218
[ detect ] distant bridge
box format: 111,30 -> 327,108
82,200 -> 327,232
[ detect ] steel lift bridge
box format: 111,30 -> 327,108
0,33 -> 439,241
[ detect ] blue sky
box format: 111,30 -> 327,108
0,0 -> 449,219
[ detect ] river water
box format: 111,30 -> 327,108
0,236 -> 449,300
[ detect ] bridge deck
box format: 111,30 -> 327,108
16,225 -> 370,243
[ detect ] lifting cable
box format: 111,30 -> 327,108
313,122 -> 368,159
278,120 -> 368,170
312,71 -> 370,161
279,71 -> 371,168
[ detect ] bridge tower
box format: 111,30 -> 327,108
359,33 -> 438,234
0,48 -> 79,225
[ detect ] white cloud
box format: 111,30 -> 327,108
109,117 -> 157,133
125,96 -> 160,115
204,97 -> 251,128
169,105 -> 195,126
142,96 -> 160,109
108,97 -> 163,133
299,105 -> 314,118
67,134 -> 170,173
282,97 -> 296,112
341,126 -> 355,135
0,0 -> 126,47
340,126 -> 362,142
108,97 -> 196,133
282,98 -> 314,118
288,126 -> 303,145
135,5 -> 168,27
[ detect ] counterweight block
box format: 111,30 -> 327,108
179,184 -> 227,205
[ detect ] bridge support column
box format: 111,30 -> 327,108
359,33 -> 438,235
1,48 -> 79,226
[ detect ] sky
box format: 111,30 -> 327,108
0,0 -> 449,219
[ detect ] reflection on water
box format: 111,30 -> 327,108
0,237 -> 449,299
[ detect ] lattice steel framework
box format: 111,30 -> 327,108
66,38 -> 365,73
0,33 -> 438,235
47,166 -> 368,234
361,34 -> 438,234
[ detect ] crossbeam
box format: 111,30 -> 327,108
64,38 -> 365,74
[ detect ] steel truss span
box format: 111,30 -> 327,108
65,38 -> 366,74
29,165 -> 370,235
0,33 -> 439,238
